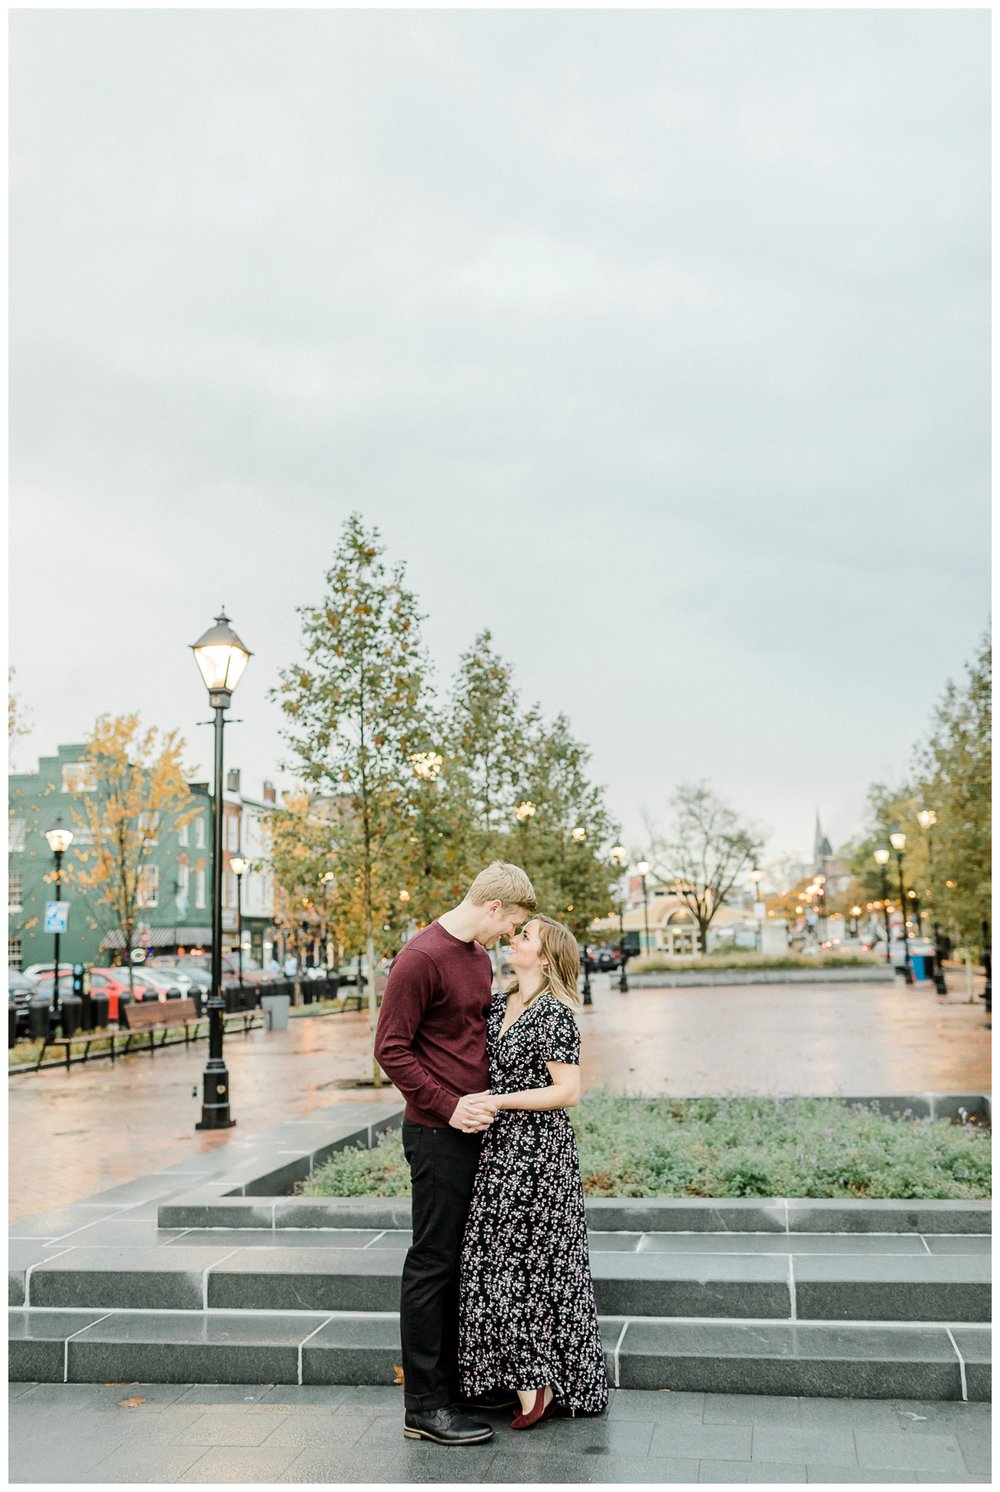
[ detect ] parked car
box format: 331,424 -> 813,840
8,970 -> 39,1036
90,966 -> 183,1003
177,952 -> 278,988
22,962 -> 74,981
596,946 -> 622,971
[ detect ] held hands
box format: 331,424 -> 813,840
449,1091 -> 499,1133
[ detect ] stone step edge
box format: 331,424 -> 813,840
9,1310 -> 988,1401
157,1192 -> 993,1235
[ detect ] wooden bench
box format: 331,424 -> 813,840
37,997 -> 261,1069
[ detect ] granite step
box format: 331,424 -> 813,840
7,1308 -> 990,1402
14,1238 -> 991,1324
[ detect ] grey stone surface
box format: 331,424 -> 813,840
65,1310 -> 328,1384
29,1245 -> 242,1310
594,1250 -> 790,1318
585,1197 -> 789,1233
158,1192 -> 276,1228
176,1444 -> 303,1481
702,1393 -> 803,1426
588,1455 -> 702,1482
301,1313 -> 403,1385
271,1197 -> 414,1230
513,1417 -> 656,1457
786,1198 -> 991,1236
207,1247 -> 401,1311
618,1320 -> 964,1399
605,1388 -> 705,1421
8,1308 -> 109,1382
793,1253 -> 990,1323
751,1426 -> 857,1466
640,1232 -> 928,1255
924,1234 -> 993,1254
854,1429 -> 968,1472
697,1461 -> 807,1482
473,1452 -> 596,1483
10,1203 -> 130,1239
805,1468 -> 914,1483
40,1219 -> 188,1248
81,1445 -> 210,1482
166,1227 -> 384,1249
648,1422 -> 752,1459
255,1409 -> 371,1447
959,1432 -> 992,1473
169,1408 -> 292,1446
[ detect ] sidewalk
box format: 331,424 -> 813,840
7,1382 -> 991,1484
9,974 -> 991,1221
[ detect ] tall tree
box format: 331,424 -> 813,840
68,714 -> 197,996
447,630 -> 529,862
264,788 -> 340,999
514,712 -> 619,942
646,782 -> 763,953
915,633 -> 991,947
275,513 -> 430,1082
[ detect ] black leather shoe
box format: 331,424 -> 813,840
403,1405 -> 495,1444
456,1389 -> 519,1412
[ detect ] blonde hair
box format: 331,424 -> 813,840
466,860 -> 537,914
507,914 -> 581,1013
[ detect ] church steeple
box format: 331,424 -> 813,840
814,810 -> 833,867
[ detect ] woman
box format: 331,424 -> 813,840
457,914 -> 609,1429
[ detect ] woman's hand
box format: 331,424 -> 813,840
450,1092 -> 498,1133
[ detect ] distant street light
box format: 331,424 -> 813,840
191,608 -> 252,1130
44,817 -> 74,1018
514,801 -> 537,823
231,856 -> 247,996
637,859 -> 651,957
750,866 -> 763,951
918,808 -> 948,995
889,830 -> 914,985
609,844 -> 629,992
873,849 -> 892,963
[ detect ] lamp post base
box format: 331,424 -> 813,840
195,1062 -> 236,1130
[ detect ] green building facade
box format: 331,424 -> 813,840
8,743 -> 213,972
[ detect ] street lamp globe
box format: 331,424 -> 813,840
917,810 -> 937,831
873,849 -> 890,867
610,844 -> 626,867
571,826 -> 587,842
191,609 -> 252,704
230,856 -> 247,878
889,830 -> 907,852
636,859 -> 650,877
45,819 -> 74,855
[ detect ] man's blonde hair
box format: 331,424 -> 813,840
466,861 -> 537,913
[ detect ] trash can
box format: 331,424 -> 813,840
224,986 -> 241,1013
79,993 -> 95,1031
261,991 -> 291,1031
59,994 -> 83,1039
9,1003 -> 18,1049
909,939 -> 935,982
90,992 -> 110,1028
28,998 -> 51,1042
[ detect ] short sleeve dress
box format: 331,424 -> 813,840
457,989 -> 609,1415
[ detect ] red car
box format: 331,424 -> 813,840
30,967 -> 132,1022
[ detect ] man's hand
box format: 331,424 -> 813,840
449,1092 -> 498,1133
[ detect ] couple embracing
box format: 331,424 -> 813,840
374,860 -> 609,1445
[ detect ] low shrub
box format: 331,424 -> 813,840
301,1092 -> 990,1200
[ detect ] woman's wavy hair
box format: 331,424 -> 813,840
507,914 -> 581,1012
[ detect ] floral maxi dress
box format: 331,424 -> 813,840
457,990 -> 609,1415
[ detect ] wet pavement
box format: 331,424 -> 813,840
8,973 -> 990,1221
7,1382 -> 991,1484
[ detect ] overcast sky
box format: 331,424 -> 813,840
9,8 -> 989,872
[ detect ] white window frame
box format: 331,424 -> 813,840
9,818 -> 26,853
62,762 -> 96,793
138,811 -> 160,845
8,871 -> 23,912
8,937 -> 22,967
178,820 -> 189,847
195,867 -> 206,909
137,865 -> 159,909
194,815 -> 206,849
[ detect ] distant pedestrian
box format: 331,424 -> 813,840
456,915 -> 608,1429
374,861 -> 536,1446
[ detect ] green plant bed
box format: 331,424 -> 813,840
300,1092 -> 991,1201
630,952 -> 883,973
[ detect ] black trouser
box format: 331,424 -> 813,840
400,1119 -> 482,1412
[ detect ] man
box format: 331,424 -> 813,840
374,860 -> 537,1445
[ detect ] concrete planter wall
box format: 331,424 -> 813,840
626,966 -> 898,987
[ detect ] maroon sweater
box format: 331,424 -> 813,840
374,921 -> 494,1127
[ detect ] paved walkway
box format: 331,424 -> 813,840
7,1382 -> 991,1484
8,974 -> 990,1221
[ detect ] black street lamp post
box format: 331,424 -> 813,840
191,608 -> 252,1131
44,818 -> 74,1018
610,844 -> 628,993
873,849 -> 892,963
890,830 -> 914,986
231,856 -> 247,1000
